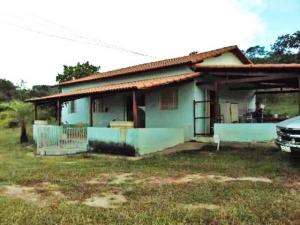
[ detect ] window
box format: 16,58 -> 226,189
69,100 -> 76,113
93,98 -> 106,113
159,88 -> 178,110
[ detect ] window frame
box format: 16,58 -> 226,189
93,97 -> 106,113
159,87 -> 178,110
69,100 -> 76,114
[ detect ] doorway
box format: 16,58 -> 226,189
126,93 -> 145,128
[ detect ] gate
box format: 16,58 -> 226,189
35,125 -> 88,155
193,100 -> 212,136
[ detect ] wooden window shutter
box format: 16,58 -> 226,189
159,88 -> 178,110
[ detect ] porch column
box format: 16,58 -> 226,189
34,103 -> 38,121
213,81 -> 219,123
56,99 -> 61,126
132,90 -> 138,128
89,96 -> 94,127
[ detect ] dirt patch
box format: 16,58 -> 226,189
109,173 -> 132,185
85,173 -> 133,185
0,185 -> 46,206
285,181 -> 300,189
0,182 -> 67,207
85,174 -> 110,185
179,203 -> 220,211
139,174 -> 272,185
83,193 -> 127,208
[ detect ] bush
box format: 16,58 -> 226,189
0,111 -> 15,128
89,140 -> 136,156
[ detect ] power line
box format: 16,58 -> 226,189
1,14 -> 153,58
30,14 -> 154,57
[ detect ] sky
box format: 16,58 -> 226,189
0,0 -> 299,87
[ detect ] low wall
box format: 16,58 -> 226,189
87,127 -> 184,155
214,123 -> 277,142
87,127 -> 121,143
126,128 -> 185,155
33,125 -> 184,155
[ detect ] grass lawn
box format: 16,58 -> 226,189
0,128 -> 299,225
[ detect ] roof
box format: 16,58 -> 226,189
195,64 -> 300,72
28,72 -> 200,103
59,45 -> 251,86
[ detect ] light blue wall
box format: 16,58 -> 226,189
86,127 -> 185,155
126,128 -> 184,155
214,123 -> 277,142
145,81 -> 204,140
93,94 -> 126,127
61,78 -> 204,140
61,99 -> 89,125
61,65 -> 195,128
88,127 -> 120,142
61,94 -> 127,127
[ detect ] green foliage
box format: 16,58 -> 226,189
0,101 -> 33,124
245,30 -> 300,63
258,93 -> 299,117
0,79 -> 17,101
30,85 -> 58,98
0,111 -> 15,128
56,61 -> 100,83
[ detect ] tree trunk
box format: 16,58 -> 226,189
20,121 -> 28,143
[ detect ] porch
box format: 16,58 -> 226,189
28,73 -> 201,155
194,64 -> 300,142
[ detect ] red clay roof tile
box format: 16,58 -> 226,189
28,72 -> 200,102
59,45 -> 250,86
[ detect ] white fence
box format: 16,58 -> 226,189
34,125 -> 88,155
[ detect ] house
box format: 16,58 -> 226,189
28,45 -> 300,155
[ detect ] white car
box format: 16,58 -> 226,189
276,116 -> 300,156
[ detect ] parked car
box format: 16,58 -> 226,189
275,116 -> 300,156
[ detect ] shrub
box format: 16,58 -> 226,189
89,140 -> 136,156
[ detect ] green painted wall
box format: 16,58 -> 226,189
61,65 -> 194,126
87,127 -> 185,155
214,123 -> 277,142
88,127 -> 120,142
93,95 -> 126,127
126,128 -> 184,155
145,81 -> 204,140
62,99 -> 89,125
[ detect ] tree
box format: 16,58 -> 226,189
29,85 -> 58,98
0,101 -> 33,143
0,79 -> 17,101
245,45 -> 268,63
270,31 -> 300,63
56,61 -> 100,83
245,30 -> 300,64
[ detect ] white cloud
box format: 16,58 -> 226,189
0,0 -> 265,87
